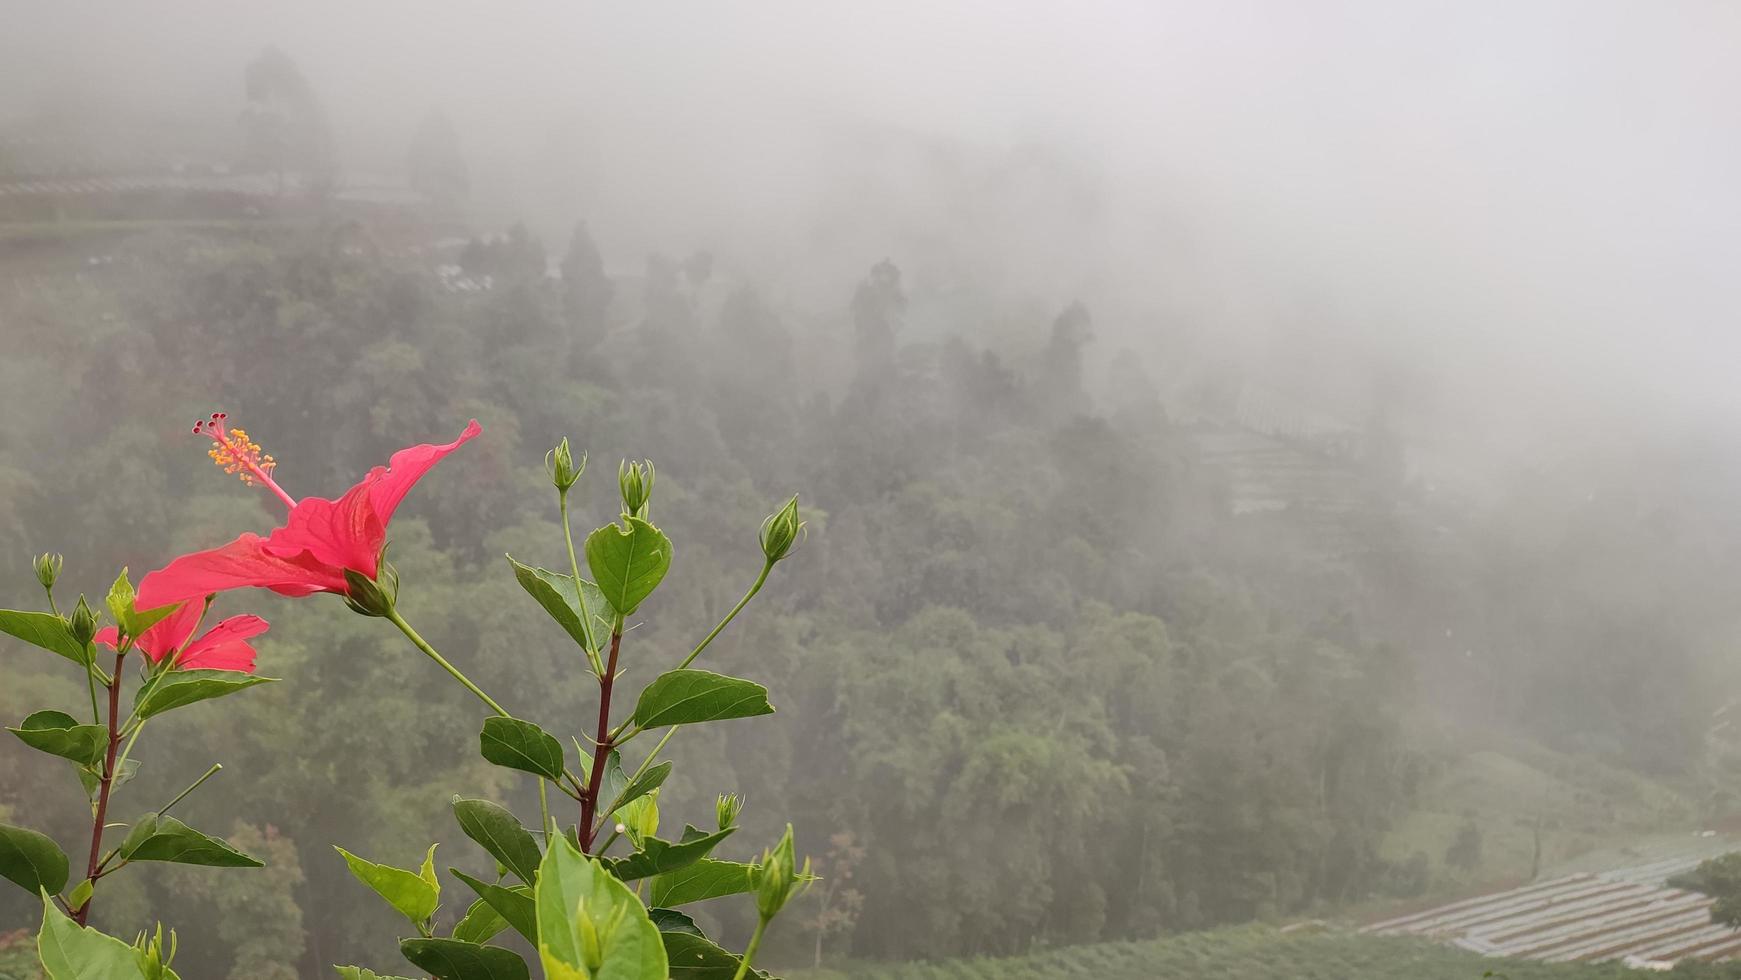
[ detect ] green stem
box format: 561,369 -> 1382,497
677,562 -> 772,672
733,917 -> 769,980
561,490 -> 607,676
385,607 -> 511,717
626,728 -> 677,786
160,763 -> 222,817
537,778 -> 551,840
112,721 -> 145,779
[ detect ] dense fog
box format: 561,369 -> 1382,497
3,3 -> 1741,977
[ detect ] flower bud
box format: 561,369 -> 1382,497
716,793 -> 743,830
68,595 -> 99,647
759,495 -> 804,564
133,923 -> 177,980
619,790 -> 659,846
618,459 -> 654,519
546,438 -> 586,493
33,552 -> 62,590
755,824 -> 810,920
342,560 -> 400,619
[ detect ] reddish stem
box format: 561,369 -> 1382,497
76,652 -> 124,926
578,629 -> 623,852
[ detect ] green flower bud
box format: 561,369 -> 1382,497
759,495 -> 804,564
33,552 -> 63,590
716,793 -> 743,830
617,790 -> 660,846
68,595 -> 99,647
755,824 -> 809,920
618,459 -> 654,519
546,438 -> 586,493
342,559 -> 400,619
133,923 -> 177,980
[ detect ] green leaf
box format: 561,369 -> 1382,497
576,749 -> 629,826
602,762 -> 672,820
9,710 -> 107,768
0,609 -> 87,664
451,798 -> 541,885
632,670 -> 774,729
451,870 -> 537,945
607,826 -> 735,882
133,670 -> 274,720
398,939 -> 528,980
66,878 -> 93,913
335,969 -> 415,980
648,859 -> 759,908
506,557 -> 600,653
534,834 -> 667,980
662,931 -> 775,980
453,898 -> 510,945
584,517 -> 672,616
104,571 -> 180,641
117,814 -> 263,868
37,893 -> 148,980
478,717 -> 565,781
0,824 -> 70,896
648,907 -> 704,936
335,845 -> 440,925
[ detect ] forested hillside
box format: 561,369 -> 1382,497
1,211 -> 1738,975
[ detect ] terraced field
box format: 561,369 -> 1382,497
1367,843 -> 1741,968
790,925 -> 1741,980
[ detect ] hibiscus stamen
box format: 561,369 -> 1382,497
193,413 -> 297,510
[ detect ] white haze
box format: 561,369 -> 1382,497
5,0 -> 1740,467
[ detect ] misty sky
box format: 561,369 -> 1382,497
5,1 -> 1739,456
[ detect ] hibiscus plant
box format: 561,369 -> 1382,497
2,415 -> 811,980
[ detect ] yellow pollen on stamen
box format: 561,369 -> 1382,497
206,428 -> 277,486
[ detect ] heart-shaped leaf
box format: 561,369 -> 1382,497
584,518 -> 672,617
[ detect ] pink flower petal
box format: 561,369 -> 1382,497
176,615 -> 267,673
138,533 -> 346,607
366,419 -> 482,527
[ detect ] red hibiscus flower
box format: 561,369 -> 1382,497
138,415 -> 481,608
94,601 -> 266,674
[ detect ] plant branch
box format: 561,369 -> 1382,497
677,562 -> 771,672
385,607 -> 511,717
160,763 -> 223,817
733,917 -> 769,980
578,627 -> 623,853
76,650 -> 125,927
